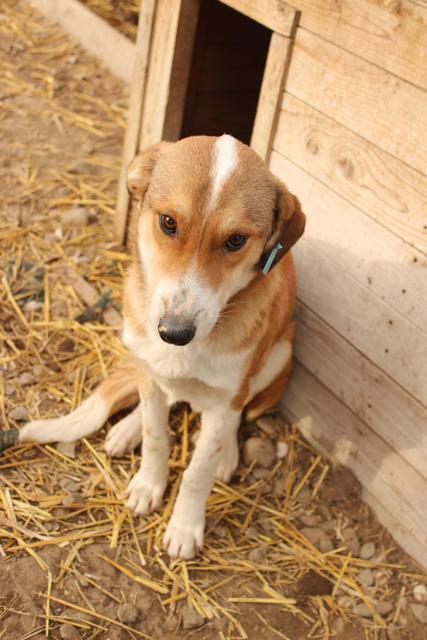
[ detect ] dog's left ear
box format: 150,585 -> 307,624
127,141 -> 172,202
260,181 -> 306,273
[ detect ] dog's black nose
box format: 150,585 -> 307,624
158,319 -> 196,346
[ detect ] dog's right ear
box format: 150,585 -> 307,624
127,142 -> 172,201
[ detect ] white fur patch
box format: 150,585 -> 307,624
208,134 -> 238,210
248,340 -> 292,401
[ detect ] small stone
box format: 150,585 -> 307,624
301,527 -> 324,546
24,300 -> 43,313
17,372 -> 34,386
117,602 -> 139,624
410,603 -> 427,624
256,416 -> 276,436
376,601 -> 393,616
331,617 -> 345,634
60,623 -> 82,640
182,604 -> 205,630
338,595 -> 354,608
8,406 -> 29,422
299,514 -> 318,527
398,595 -> 408,611
60,479 -> 80,493
342,527 -> 360,556
352,603 -> 374,619
276,441 -> 288,459
358,569 -> 375,587
320,519 -> 336,533
360,541 -> 376,560
387,624 -> 400,640
318,533 -> 334,553
248,546 -> 267,563
413,583 -> 427,603
32,365 -> 44,377
4,383 -> 14,396
56,441 -> 77,458
296,487 -> 311,506
61,206 -> 89,227
212,525 -> 228,539
62,493 -> 81,507
252,467 -> 270,480
242,437 -> 276,469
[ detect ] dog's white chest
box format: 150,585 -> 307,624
122,320 -> 248,405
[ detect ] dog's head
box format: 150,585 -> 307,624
127,135 -> 305,346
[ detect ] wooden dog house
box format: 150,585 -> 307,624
115,0 -> 427,570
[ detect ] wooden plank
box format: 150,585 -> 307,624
218,0 -> 297,36
289,238 -> 427,406
287,0 -> 427,90
251,32 -> 294,161
139,0 -> 200,149
283,362 -> 427,571
273,94 -> 427,255
115,0 -> 156,243
28,0 -> 135,83
294,302 -> 427,480
285,29 -> 427,174
270,151 -> 427,330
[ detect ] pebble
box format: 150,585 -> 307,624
338,595 -> 354,608
60,623 -> 82,640
342,527 -> 361,556
301,527 -> 323,546
61,206 -> 89,227
62,493 -> 81,507
56,441 -> 77,458
410,603 -> 427,624
299,514 -> 318,527
318,534 -> 334,553
17,371 -> 35,386
256,416 -> 276,436
181,604 -> 205,630
60,479 -> 80,493
8,406 -> 29,422
248,546 -> 267,563
377,601 -> 394,616
3,383 -> 14,396
24,300 -> 43,313
252,467 -> 271,480
296,487 -> 311,506
320,519 -> 336,533
413,583 -> 427,603
360,541 -> 376,560
242,437 -> 276,469
32,365 -> 44,377
117,602 -> 139,624
276,441 -> 289,459
358,568 -> 374,587
331,617 -> 345,634
387,624 -> 400,640
353,601 -> 393,619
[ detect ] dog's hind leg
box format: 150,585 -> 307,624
104,405 -> 142,457
19,359 -> 139,444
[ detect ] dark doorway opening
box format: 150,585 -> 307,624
181,0 -> 271,145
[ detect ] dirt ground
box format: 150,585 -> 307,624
1,2 -> 427,640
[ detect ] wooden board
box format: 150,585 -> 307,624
28,0 -> 135,83
283,362 -> 427,571
218,0 -> 297,36
288,237 -> 427,406
115,0 -> 157,243
294,302 -> 427,480
270,151 -> 427,330
251,32 -> 294,161
274,94 -> 427,256
285,29 -> 427,174
288,0 -> 427,90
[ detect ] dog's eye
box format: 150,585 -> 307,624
224,234 -> 247,252
159,214 -> 177,236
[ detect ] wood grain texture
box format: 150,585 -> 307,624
289,237 -> 427,406
283,362 -> 427,571
218,0 -> 297,36
289,0 -> 427,90
28,0 -> 135,83
115,0 -> 156,242
251,32 -> 294,161
270,151 -> 427,330
274,94 -> 427,255
294,302 -> 427,480
286,29 -> 427,174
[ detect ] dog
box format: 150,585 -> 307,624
19,134 -> 306,559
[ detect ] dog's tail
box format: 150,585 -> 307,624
19,358 -> 139,444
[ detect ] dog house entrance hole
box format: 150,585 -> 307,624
181,0 -> 271,145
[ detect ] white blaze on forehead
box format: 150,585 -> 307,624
208,134 -> 238,210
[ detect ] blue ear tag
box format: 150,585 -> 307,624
262,242 -> 284,274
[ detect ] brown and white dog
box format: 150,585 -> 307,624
19,135 -> 305,559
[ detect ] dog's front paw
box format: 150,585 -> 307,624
163,512 -> 205,560
125,471 -> 166,516
215,435 -> 239,483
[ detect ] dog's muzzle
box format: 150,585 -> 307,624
158,316 -> 196,346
